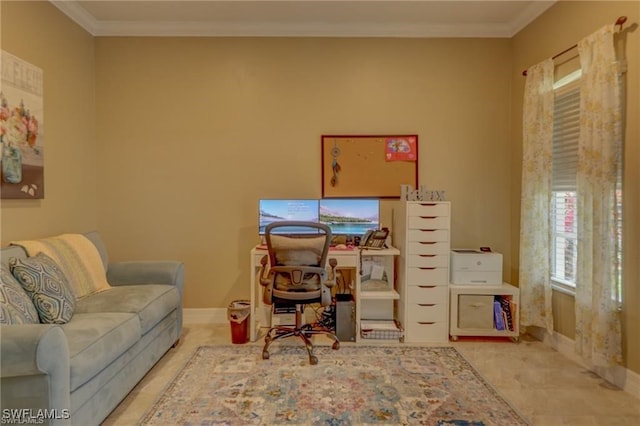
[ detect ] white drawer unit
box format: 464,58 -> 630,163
407,241 -> 450,255
407,202 -> 450,217
406,254 -> 449,268
396,201 -> 451,342
407,229 -> 449,242
406,284 -> 448,301
407,216 -> 450,229
403,321 -> 448,342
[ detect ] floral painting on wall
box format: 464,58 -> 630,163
1,50 -> 44,199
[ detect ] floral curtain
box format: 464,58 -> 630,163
519,59 -> 555,333
575,25 -> 623,366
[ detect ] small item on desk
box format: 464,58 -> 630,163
360,259 -> 373,278
370,264 -> 385,280
480,246 -> 492,252
331,235 -> 347,246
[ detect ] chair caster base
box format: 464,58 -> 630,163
332,341 -> 340,350
309,355 -> 318,365
262,350 -> 270,360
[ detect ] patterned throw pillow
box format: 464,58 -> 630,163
0,264 -> 40,324
9,253 -> 75,324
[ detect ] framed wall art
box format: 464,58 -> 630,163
321,134 -> 418,198
1,50 -> 44,199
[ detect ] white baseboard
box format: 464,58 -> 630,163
529,327 -> 640,399
184,308 -> 227,324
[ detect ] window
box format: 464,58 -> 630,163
551,72 -> 580,290
551,70 -> 623,301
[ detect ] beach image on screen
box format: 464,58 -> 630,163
259,199 -> 319,234
319,199 -> 380,235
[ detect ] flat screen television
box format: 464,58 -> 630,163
258,199 -> 320,235
319,199 -> 380,236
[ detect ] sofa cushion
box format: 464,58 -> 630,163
11,234 -> 111,299
9,253 -> 75,324
74,284 -> 179,334
61,312 -> 141,391
0,265 -> 40,324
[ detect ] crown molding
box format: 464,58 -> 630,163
50,1 -> 555,38
90,21 -> 519,38
50,0 -> 99,35
507,1 -> 556,36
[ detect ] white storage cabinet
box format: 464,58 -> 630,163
395,201 -> 451,342
449,283 -> 520,341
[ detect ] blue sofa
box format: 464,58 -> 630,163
0,231 -> 184,425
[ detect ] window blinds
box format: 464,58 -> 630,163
552,86 -> 580,191
551,82 -> 580,285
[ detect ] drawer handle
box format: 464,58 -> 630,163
419,267 -> 436,270
418,285 -> 436,289
419,229 -> 436,232
418,321 -> 436,325
418,242 -> 436,245
419,254 -> 436,258
419,203 -> 437,206
418,303 -> 436,307
419,216 -> 437,219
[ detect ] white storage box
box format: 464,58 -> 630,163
450,249 -> 502,284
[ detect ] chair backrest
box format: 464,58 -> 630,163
265,221 -> 332,269
264,221 -> 332,299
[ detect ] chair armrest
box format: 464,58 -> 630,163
324,258 -> 338,287
321,258 -> 338,305
259,255 -> 275,305
1,325 -> 71,424
106,261 -> 184,288
258,255 -> 270,287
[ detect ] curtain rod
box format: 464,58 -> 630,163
521,16 -> 627,76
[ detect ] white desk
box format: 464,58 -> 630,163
249,245 -> 400,342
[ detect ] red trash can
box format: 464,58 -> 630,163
227,300 -> 250,344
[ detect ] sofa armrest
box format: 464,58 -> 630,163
106,261 -> 184,288
1,325 -> 71,425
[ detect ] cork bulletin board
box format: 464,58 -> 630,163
321,135 -> 418,198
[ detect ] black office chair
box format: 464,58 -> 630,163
259,221 -> 340,365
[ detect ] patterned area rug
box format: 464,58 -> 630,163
141,345 -> 529,425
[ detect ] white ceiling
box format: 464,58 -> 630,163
50,0 -> 556,38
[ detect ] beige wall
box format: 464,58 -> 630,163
0,1 -> 97,242
510,1 -> 640,373
93,36 -> 513,309
2,1 -> 638,375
